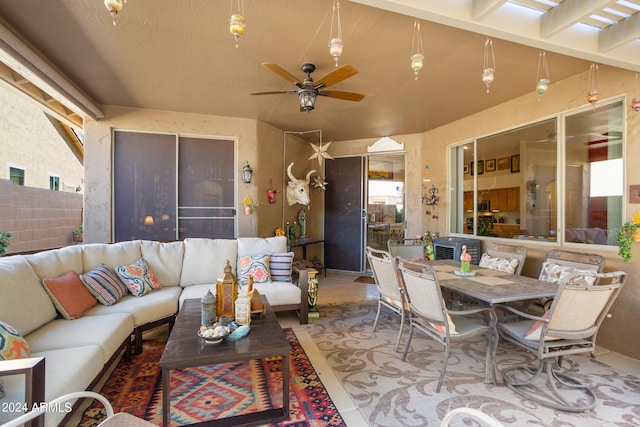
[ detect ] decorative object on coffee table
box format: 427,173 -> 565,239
307,268 -> 320,319
216,260 -> 238,318
460,245 -> 471,273
235,286 -> 251,325
201,289 -> 217,327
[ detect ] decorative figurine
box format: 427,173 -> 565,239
307,268 -> 320,320
216,260 -> 238,318
460,245 -> 471,273
201,289 -> 217,327
298,208 -> 308,240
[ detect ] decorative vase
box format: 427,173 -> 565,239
633,228 -> 640,242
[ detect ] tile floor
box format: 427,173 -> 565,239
277,270 -> 640,427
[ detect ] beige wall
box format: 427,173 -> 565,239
0,80 -> 83,192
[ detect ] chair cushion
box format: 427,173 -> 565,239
270,252 -> 294,282
479,253 -> 519,274
238,254 -> 271,285
0,321 -> 29,360
116,258 -> 162,297
42,271 -> 98,320
538,262 -> 597,286
80,264 -> 128,306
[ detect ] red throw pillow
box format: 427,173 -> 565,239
43,271 -> 97,319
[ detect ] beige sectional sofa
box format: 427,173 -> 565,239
0,236 -> 308,426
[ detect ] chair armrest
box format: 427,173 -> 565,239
0,357 -> 46,427
292,266 -> 309,324
448,306 -> 497,326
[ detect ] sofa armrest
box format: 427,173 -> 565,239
292,266 -> 309,324
0,357 -> 46,427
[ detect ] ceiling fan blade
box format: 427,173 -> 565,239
320,90 -> 365,101
314,65 -> 358,89
262,63 -> 301,85
250,90 -> 296,95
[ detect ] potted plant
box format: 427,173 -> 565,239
73,225 -> 83,243
616,219 -> 639,263
0,231 -> 12,255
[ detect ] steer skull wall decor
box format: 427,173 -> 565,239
286,162 -> 316,207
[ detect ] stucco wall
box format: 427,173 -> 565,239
0,80 -> 83,192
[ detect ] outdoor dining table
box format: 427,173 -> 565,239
420,259 -> 559,384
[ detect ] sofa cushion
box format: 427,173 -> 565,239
25,244 -> 84,279
140,240 -> 184,286
237,236 -> 287,257
178,284 -> 215,308
269,252 -> 294,282
0,321 -> 29,360
238,254 -> 271,285
82,240 -> 142,271
116,258 -> 162,297
26,313 -> 134,365
0,257 -> 57,335
81,263 -> 128,306
84,287 -> 181,327
180,238 -> 238,286
43,271 -> 98,319
0,345 -> 103,426
253,282 -> 302,306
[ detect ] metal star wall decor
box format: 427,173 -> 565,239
313,175 -> 328,190
308,141 -> 334,167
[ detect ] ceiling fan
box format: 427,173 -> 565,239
250,62 -> 365,112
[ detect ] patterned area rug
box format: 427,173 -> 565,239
80,328 -> 344,426
306,302 -> 640,427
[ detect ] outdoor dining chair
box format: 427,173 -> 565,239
496,270 -> 626,412
533,249 -> 605,312
366,246 -> 406,352
396,258 -> 498,392
388,238 -> 425,260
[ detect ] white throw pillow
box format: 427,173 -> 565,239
479,253 -> 519,274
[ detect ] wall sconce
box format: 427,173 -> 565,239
241,161 -> 253,183
144,216 -> 154,226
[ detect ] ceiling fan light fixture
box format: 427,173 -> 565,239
329,0 -> 343,67
299,89 -> 317,112
104,0 -> 123,25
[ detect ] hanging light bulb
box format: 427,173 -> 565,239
104,0 -> 124,26
535,51 -> 550,99
631,73 -> 640,112
229,0 -> 245,48
410,19 -> 424,80
328,0 -> 343,67
482,39 -> 496,93
587,63 -> 600,107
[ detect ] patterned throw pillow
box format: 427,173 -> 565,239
0,320 -> 30,360
81,264 -> 128,306
270,252 -> 294,282
238,254 -> 271,285
538,262 -> 597,286
479,253 -> 519,274
42,271 -> 98,319
524,311 -> 560,341
115,258 -> 162,297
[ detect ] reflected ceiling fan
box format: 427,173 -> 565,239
250,62 -> 365,112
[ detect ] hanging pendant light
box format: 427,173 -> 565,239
328,0 -> 343,67
482,39 -> 496,93
631,73 -> 640,112
587,63 -> 600,107
229,0 -> 245,48
535,51 -> 550,99
410,19 -> 424,81
104,0 -> 124,26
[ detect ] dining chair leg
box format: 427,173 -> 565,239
401,322 -> 414,362
436,344 -> 450,393
394,309 -> 405,352
372,299 -> 383,332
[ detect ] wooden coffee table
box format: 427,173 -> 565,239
159,298 -> 290,427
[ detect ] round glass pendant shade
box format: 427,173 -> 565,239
536,78 -> 550,97
410,53 -> 424,80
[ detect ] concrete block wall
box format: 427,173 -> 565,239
0,179 -> 83,254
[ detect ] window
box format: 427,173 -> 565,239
449,99 -> 624,247
49,175 -> 60,191
9,166 -> 25,186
